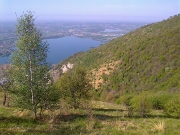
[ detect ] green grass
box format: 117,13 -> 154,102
0,100 -> 180,135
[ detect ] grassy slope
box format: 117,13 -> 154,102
0,97 -> 180,134
56,14 -> 180,93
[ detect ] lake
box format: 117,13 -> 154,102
0,36 -> 101,65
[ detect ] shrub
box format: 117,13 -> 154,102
119,94 -> 134,117
130,92 -> 152,117
164,98 -> 180,118
148,92 -> 175,110
119,94 -> 134,107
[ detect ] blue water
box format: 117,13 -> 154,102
0,56 -> 10,64
0,36 -> 101,65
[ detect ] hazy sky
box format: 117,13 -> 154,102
0,0 -> 179,22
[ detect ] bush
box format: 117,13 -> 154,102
118,94 -> 134,117
130,92 -> 152,117
148,92 -> 175,110
164,98 -> 180,118
119,94 -> 134,107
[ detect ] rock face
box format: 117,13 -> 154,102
50,62 -> 74,82
61,63 -> 74,73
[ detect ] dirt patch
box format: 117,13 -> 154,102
90,60 -> 120,89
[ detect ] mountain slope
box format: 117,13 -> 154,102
55,14 -> 180,94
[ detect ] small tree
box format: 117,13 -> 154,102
119,94 -> 134,117
11,11 -> 59,119
55,66 -> 92,109
130,91 -> 152,117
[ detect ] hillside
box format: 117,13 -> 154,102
55,14 -> 180,95
1,14 -> 180,134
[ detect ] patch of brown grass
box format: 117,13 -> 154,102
151,120 -> 165,132
90,60 -> 120,89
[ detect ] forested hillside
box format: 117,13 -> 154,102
1,13 -> 180,134
56,14 -> 180,95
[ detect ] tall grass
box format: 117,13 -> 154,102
0,100 -> 180,134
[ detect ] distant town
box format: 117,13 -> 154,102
0,21 -> 146,57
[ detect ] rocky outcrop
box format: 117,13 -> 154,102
50,62 -> 74,82
61,63 -> 74,73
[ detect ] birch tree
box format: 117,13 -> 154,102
11,11 -> 58,119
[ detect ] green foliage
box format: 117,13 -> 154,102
54,15 -> 180,118
56,14 -> 180,95
119,92 -> 179,117
1,14 -> 180,134
118,94 -> 133,107
148,91 -> 175,110
130,92 -> 152,117
164,97 -> 180,118
55,66 -> 92,108
1,99 -> 180,134
10,11 -> 59,118
117,94 -> 134,117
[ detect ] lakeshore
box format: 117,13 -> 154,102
0,36 -> 101,65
